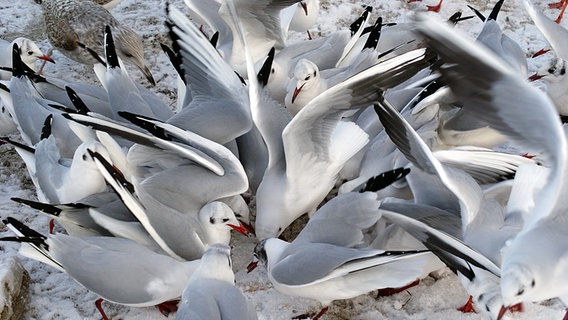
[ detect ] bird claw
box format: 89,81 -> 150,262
457,295 -> 476,313
155,299 -> 180,317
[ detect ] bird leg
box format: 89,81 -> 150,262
531,48 -> 550,58
37,48 -> 53,76
376,279 -> 420,297
155,299 -> 180,316
549,0 -> 566,9
48,219 -> 55,234
427,0 -> 443,12
555,0 -> 568,23
95,298 -> 110,320
457,295 -> 476,313
293,306 -> 329,320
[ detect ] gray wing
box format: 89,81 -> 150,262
292,192 -> 381,247
48,234 -> 199,306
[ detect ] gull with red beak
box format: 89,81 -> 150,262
0,37 -> 54,80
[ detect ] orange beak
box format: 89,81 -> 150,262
228,223 -> 253,237
292,83 -> 305,104
39,55 -> 55,63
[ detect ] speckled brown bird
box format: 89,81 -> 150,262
34,0 -> 155,85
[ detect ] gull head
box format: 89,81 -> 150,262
114,27 -> 155,86
291,58 -> 319,104
14,38 -> 54,67
199,201 -> 251,245
500,263 -> 536,307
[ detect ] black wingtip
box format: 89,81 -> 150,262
11,197 -> 62,216
467,5 -> 486,22
360,167 -> 411,193
65,86 -> 91,114
3,217 -> 47,241
117,111 -> 174,141
0,137 -> 35,154
87,149 -> 135,194
11,44 -> 25,78
40,114 -> 53,141
210,31 -> 219,48
0,82 -> 10,93
160,42 -> 185,84
257,47 -> 275,87
78,42 -> 107,66
489,0 -> 505,21
104,25 -> 120,69
363,16 -> 382,50
350,6 -> 373,36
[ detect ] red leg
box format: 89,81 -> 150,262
550,0 -> 565,9
376,280 -> 420,297
312,306 -> 329,320
292,306 -> 329,320
155,299 -> 180,317
427,0 -> 443,12
95,298 -> 109,320
457,295 -> 476,313
49,219 -> 55,234
556,0 -> 568,23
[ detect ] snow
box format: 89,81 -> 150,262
0,0 -> 566,319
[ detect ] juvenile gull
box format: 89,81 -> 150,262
33,0 -> 155,85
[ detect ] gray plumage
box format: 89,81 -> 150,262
34,0 -> 155,84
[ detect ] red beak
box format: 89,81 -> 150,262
39,55 -> 55,63
532,48 -> 550,58
246,260 -> 258,273
292,83 -> 305,104
228,223 -> 252,237
238,219 -> 256,236
300,1 -> 308,15
528,73 -> 544,81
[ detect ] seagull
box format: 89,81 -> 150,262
468,0 -> 528,76
281,0 -> 320,40
63,111 -> 251,260
0,37 -> 54,80
250,192 -> 443,319
226,0 -> 437,240
522,0 -> 568,117
414,13 -> 567,230
91,25 -> 173,121
33,0 -> 155,85
166,6 -> 252,145
11,192 -> 127,236
1,217 -> 201,318
176,244 -> 258,320
265,6 -> 373,102
183,0 -> 302,75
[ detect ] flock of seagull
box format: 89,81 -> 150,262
1,0 -> 568,319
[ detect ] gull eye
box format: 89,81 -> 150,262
82,154 -> 88,161
271,68 -> 275,74
209,217 -> 215,224
531,279 -> 536,287
313,71 -> 316,76
560,68 -> 566,75
548,67 -> 556,74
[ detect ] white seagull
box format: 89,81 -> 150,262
176,244 -> 258,320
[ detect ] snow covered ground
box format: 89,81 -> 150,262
0,0 -> 566,319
